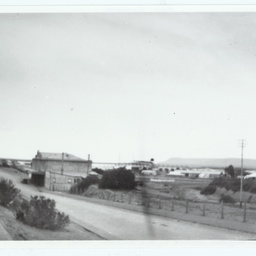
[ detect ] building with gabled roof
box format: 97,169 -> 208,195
35,151 -> 84,161
31,150 -> 92,191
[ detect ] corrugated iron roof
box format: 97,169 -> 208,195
35,151 -> 84,161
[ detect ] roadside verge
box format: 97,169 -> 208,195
0,221 -> 12,240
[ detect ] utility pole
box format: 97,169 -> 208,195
87,154 -> 90,176
239,140 -> 245,208
61,152 -> 64,175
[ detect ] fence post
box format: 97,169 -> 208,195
159,197 -> 162,209
243,202 -> 247,223
129,194 -> 132,204
202,202 -> 206,216
137,196 -> 140,205
221,201 -> 224,219
185,200 -> 189,214
171,199 -> 174,211
121,193 -> 123,203
147,197 -> 150,208
113,192 -> 116,202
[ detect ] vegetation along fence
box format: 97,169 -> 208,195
69,187 -> 256,225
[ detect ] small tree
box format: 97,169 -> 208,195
0,178 -> 20,207
92,168 -> 105,175
70,175 -> 99,193
219,194 -> 235,204
99,168 -> 136,190
224,165 -> 234,178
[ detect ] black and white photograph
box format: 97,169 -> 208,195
1,8 -> 256,242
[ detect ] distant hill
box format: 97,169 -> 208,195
159,158 -> 256,169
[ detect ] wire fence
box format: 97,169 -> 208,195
69,187 -> 256,225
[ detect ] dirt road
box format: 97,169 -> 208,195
37,194 -> 256,240
1,168 -> 256,240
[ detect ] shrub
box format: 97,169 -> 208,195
194,187 -> 203,191
250,187 -> 256,194
219,194 -> 235,204
21,178 -> 29,184
92,168 -> 105,175
209,177 -> 230,190
202,177 -> 256,196
228,179 -> 241,192
71,175 -> 99,193
200,185 -> 216,195
8,195 -> 23,212
0,178 -> 20,207
16,196 -> 70,230
1,159 -> 9,167
99,168 -> 136,190
135,181 -> 144,187
201,177 -> 243,195
244,180 -> 256,193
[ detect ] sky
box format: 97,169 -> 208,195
1,12 -> 256,163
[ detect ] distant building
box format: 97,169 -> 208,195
31,151 -> 92,190
141,170 -> 157,176
132,160 -> 154,170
